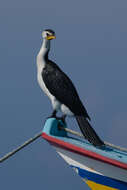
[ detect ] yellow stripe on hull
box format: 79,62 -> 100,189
84,179 -> 119,190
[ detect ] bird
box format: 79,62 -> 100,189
36,29 -> 104,147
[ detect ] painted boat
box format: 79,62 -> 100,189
42,118 -> 127,190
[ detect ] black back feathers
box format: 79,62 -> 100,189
42,60 -> 90,119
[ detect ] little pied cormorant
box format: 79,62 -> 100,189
36,29 -> 104,147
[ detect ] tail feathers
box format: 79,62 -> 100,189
76,116 -> 104,147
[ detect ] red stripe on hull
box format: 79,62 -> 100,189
42,132 -> 127,170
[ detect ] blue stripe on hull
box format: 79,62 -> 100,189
71,166 -> 127,190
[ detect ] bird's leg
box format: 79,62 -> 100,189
47,110 -> 57,119
61,115 -> 66,124
57,115 -> 66,124
57,115 -> 66,131
51,110 -> 57,118
48,111 -> 66,124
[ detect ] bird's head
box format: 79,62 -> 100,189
42,29 -> 56,40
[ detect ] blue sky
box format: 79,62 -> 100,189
0,0 -> 127,190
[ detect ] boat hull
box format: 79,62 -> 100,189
54,146 -> 127,190
42,118 -> 127,190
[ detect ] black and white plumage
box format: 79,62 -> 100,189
36,29 -> 104,147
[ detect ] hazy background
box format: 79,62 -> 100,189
0,0 -> 127,189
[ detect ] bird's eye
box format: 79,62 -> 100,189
47,33 -> 49,36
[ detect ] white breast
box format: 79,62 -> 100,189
37,63 -> 53,100
38,68 -> 62,110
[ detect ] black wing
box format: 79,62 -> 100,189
42,60 -> 90,119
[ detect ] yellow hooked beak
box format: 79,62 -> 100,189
46,35 -> 56,40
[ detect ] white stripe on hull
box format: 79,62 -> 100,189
54,146 -> 127,183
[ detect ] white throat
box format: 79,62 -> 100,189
36,39 -> 50,69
